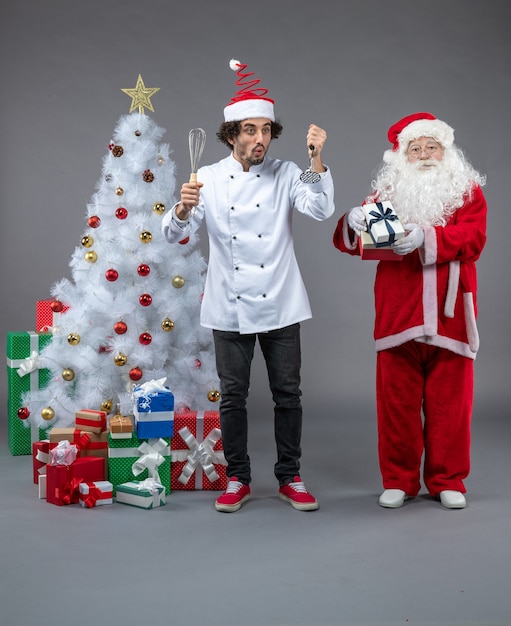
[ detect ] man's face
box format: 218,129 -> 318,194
406,136 -> 444,169
229,118 -> 272,171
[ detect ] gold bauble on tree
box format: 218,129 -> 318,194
172,275 -> 185,289
41,406 -> 55,421
67,333 -> 81,345
100,399 -> 113,412
114,352 -> 128,366
153,202 -> 166,214
115,187 -> 124,196
62,368 -> 75,381
85,250 -> 98,263
161,318 -> 175,332
81,235 -> 94,248
207,389 -> 221,403
139,231 -> 152,243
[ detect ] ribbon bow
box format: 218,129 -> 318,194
50,440 -> 79,466
55,477 -> 82,505
132,438 -> 167,483
368,202 -> 399,243
177,426 -> 225,485
80,483 -> 113,508
132,377 -> 169,417
136,477 -> 165,507
16,351 -> 42,377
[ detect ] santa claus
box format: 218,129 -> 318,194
333,112 -> 487,509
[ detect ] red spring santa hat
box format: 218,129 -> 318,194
387,112 -> 455,153
223,59 -> 275,122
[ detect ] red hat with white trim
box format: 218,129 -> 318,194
223,59 -> 275,122
388,112 -> 454,152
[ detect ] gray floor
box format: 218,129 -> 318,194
1,397 -> 510,626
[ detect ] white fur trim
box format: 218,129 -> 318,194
398,119 -> 454,151
223,98 -> 275,122
445,261 -> 460,318
230,59 -> 240,71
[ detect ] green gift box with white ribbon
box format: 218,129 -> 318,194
6,331 -> 52,455
115,479 -> 166,509
108,432 -> 170,495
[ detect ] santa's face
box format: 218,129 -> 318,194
406,136 -> 444,169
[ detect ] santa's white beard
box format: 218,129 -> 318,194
371,148 -> 484,227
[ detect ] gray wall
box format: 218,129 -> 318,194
1,0 -> 509,432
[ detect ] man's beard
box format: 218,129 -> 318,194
371,148 -> 484,227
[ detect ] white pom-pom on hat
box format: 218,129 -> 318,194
229,59 -> 240,71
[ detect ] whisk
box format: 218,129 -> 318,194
299,144 -> 322,184
188,128 -> 206,183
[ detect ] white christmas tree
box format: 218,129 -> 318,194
23,75 -> 220,430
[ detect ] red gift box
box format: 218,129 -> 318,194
75,409 -> 107,434
36,299 -> 70,333
171,411 -> 227,491
32,440 -> 50,484
46,456 -> 105,506
358,231 -> 403,261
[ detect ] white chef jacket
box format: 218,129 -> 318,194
161,154 -> 335,334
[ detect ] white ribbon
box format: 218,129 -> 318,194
136,477 -> 165,508
131,438 -> 168,484
132,377 -> 170,419
173,416 -> 226,488
16,351 -> 41,377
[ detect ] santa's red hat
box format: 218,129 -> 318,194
388,112 -> 454,152
223,59 -> 275,122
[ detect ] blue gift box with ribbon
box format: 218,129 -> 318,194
133,378 -> 174,439
362,201 -> 405,247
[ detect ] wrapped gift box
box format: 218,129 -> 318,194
49,427 -> 109,477
115,480 -> 165,509
108,433 -> 170,495
38,474 -> 47,499
109,414 -> 133,439
79,481 -> 113,508
362,201 -> 405,246
133,380 -> 174,439
36,299 -> 69,333
75,409 -> 107,434
46,456 -> 105,506
6,331 -> 52,455
359,230 -> 403,261
171,411 -> 227,491
32,440 -> 50,484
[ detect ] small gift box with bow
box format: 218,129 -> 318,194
133,378 -> 174,439
49,427 -> 109,477
79,480 -> 113,508
6,331 -> 52,455
109,415 -> 133,439
362,201 -> 405,246
171,411 -> 227,491
108,432 -> 170,495
115,479 -> 166,509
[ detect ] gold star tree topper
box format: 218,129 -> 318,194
121,74 -> 160,113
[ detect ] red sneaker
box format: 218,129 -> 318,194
215,478 -> 251,512
278,476 -> 319,511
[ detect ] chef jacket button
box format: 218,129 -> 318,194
237,295 -> 241,300
256,174 -> 260,178
258,234 -> 262,238
232,235 -> 237,240
260,264 -> 264,268
235,266 -> 239,270
262,294 -> 267,298
231,206 -> 235,210
230,175 -> 234,179
256,204 -> 260,207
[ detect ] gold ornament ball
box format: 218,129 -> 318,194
115,187 -> 124,196
67,333 -> 81,346
100,399 -> 113,412
85,250 -> 98,263
139,230 -> 152,243
161,318 -> 175,332
172,275 -> 185,289
153,202 -> 166,214
114,352 -> 128,366
81,235 -> 94,248
41,406 -> 55,421
62,368 -> 75,381
207,389 -> 221,403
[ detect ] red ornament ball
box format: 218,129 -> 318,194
194,359 -> 202,369
115,207 -> 128,219
137,263 -> 150,277
139,332 -> 152,345
50,300 -> 64,313
18,407 -> 30,420
105,269 -> 119,282
139,293 -> 152,307
129,367 -> 143,381
88,215 -> 101,228
114,321 -> 128,334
